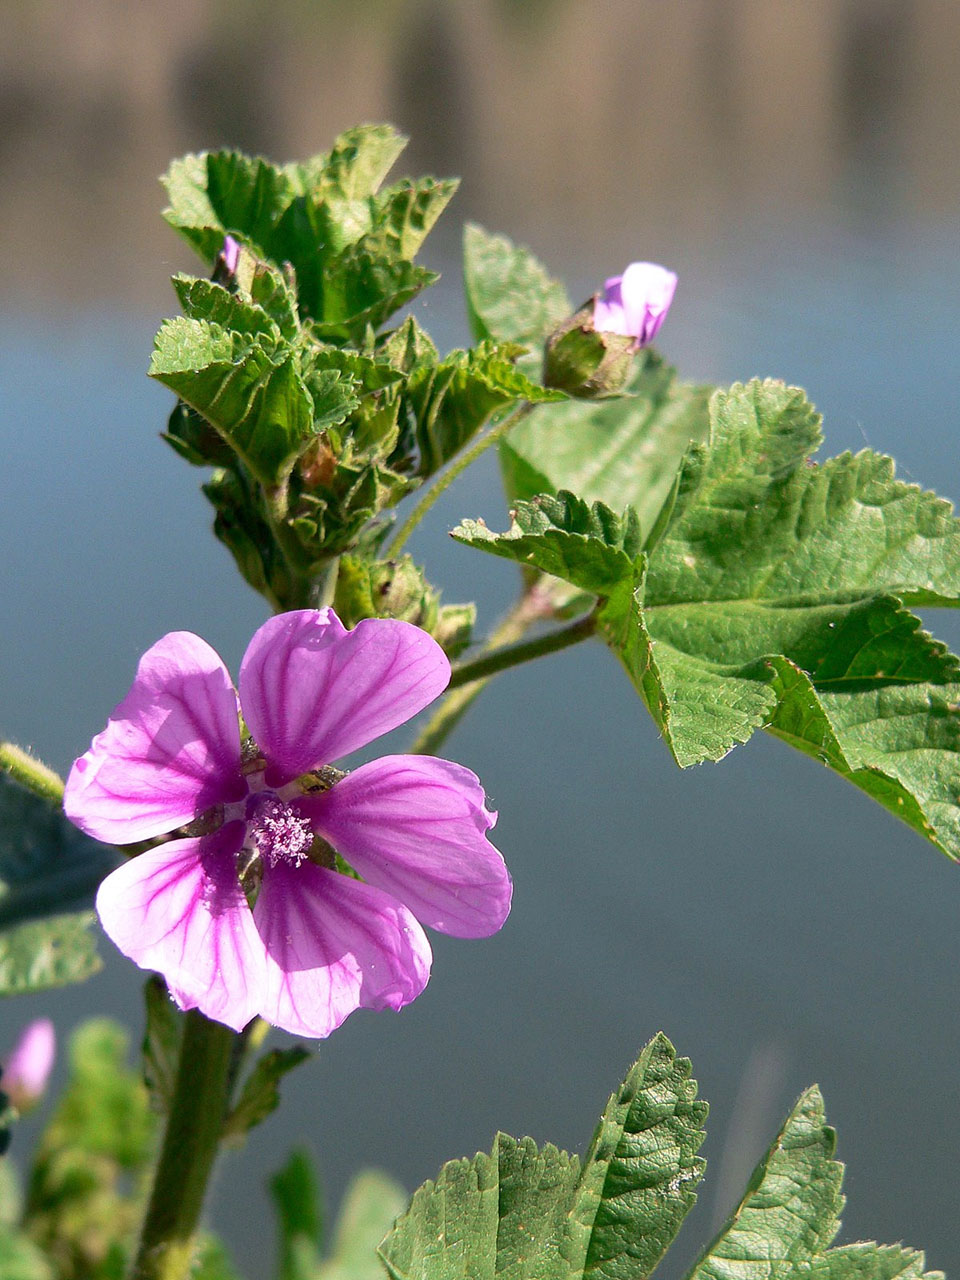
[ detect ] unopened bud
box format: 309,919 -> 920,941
593,262 -> 677,348
3,1019 -> 55,1112
543,306 -> 635,399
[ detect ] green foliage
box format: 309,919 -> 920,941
0,915 -> 102,997
403,343 -> 563,479
380,1034 -> 706,1280
270,1149 -> 324,1280
500,350 -> 711,539
23,1020 -> 156,1280
458,378 -> 960,861
317,1171 -> 407,1280
462,223 -> 570,349
379,1038 -> 939,1280
223,1046 -> 311,1140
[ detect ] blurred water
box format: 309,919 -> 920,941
2,1 -> 960,1275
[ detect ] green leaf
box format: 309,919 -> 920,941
0,774 -> 119,930
317,1171 -> 406,1280
0,913 -> 102,996
223,1047 -> 311,1140
463,223 -> 570,348
499,351 -> 711,537
371,178 -> 459,260
808,1243 -> 943,1280
311,249 -> 438,342
141,976 -> 182,1116
162,150 -> 297,264
379,1034 -> 706,1280
288,125 -> 407,202
190,1234 -> 244,1280
685,1086 -> 844,1280
452,492 -> 642,596
405,344 -> 563,478
457,377 -> 960,861
171,275 -> 280,340
150,317 -> 358,485
270,1148 -> 324,1280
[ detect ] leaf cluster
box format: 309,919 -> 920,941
153,127 -> 553,640
455,227 -> 960,866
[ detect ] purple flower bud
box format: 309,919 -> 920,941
593,262 -> 677,349
3,1019 -> 55,1111
220,235 -> 241,276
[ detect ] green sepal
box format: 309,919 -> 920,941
141,976 -> 182,1116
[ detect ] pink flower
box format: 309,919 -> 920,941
64,611 -> 512,1038
4,1019 -> 55,1110
593,262 -> 677,349
220,234 -> 241,275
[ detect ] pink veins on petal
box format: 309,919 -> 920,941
64,609 -> 512,1038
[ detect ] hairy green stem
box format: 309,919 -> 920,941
129,1012 -> 237,1280
386,401 -> 534,558
0,743 -> 64,804
448,612 -> 596,689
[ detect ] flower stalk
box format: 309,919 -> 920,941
0,743 -> 64,805
129,1011 -> 237,1280
447,611 -> 596,690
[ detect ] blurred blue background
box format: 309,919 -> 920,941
1,1 -> 959,1274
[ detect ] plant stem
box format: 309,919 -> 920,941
411,592 -> 595,756
129,1012 -> 237,1280
448,612 -> 596,688
386,402 -> 534,558
0,743 -> 64,804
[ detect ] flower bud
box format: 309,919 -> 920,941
593,262 -> 677,349
542,305 -> 636,399
3,1019 -> 55,1112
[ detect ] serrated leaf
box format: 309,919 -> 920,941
458,377 -> 960,861
162,151 -> 297,264
463,223 -> 571,348
223,1046 -> 310,1140
150,317 -> 358,485
142,976 -> 182,1116
406,344 -> 564,478
452,492 -> 642,595
287,125 -> 407,202
380,1034 -> 706,1280
0,775 -> 119,930
317,1171 -> 406,1280
685,1086 -> 844,1280
171,275 -> 280,339
371,178 -> 459,259
311,249 -> 437,342
270,1149 -> 324,1280
499,352 -> 711,538
808,1243 -> 943,1280
0,914 -> 102,996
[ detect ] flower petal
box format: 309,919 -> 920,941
619,262 -> 677,345
253,862 -> 432,1038
238,610 -> 450,781
95,827 -> 267,1032
64,632 -> 244,843
307,755 -> 512,939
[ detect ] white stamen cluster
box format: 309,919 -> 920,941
246,796 -> 314,868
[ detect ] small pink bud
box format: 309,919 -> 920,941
220,235 -> 242,276
3,1018 -> 55,1111
593,262 -> 677,349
